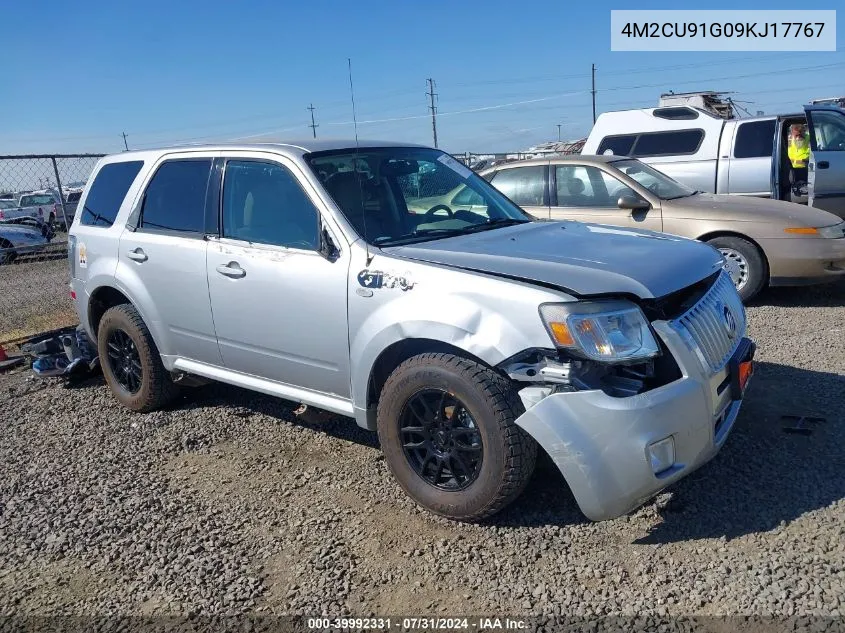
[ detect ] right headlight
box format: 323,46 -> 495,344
539,300 -> 660,364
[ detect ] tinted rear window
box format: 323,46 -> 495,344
140,159 -> 211,233
632,130 -> 704,157
597,135 -> 636,156
80,161 -> 144,227
733,120 -> 775,158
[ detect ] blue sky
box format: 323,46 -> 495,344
2,0 -> 843,155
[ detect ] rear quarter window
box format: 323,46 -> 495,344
80,161 -> 145,227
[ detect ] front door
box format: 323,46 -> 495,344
205,156 -> 351,398
549,163 -> 663,232
805,106 -> 845,218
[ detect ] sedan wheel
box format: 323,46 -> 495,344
719,247 -> 749,291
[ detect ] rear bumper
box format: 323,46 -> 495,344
761,237 -> 845,283
515,321 -> 753,521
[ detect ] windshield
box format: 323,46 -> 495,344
306,147 -> 531,246
0,200 -> 16,209
611,159 -> 696,200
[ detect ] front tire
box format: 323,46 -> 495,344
97,304 -> 179,412
707,236 -> 766,302
377,353 -> 537,521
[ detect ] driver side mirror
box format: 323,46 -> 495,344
617,195 -> 651,211
319,224 -> 340,262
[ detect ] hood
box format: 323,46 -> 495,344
663,192 -> 842,227
383,221 -> 724,299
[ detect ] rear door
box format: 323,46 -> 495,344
118,155 -> 221,365
804,106 -> 845,216
549,163 -> 662,232
486,164 -> 550,218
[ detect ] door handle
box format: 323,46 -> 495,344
126,248 -> 148,262
216,261 -> 246,278
817,161 -> 830,169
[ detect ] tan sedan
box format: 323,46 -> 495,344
478,156 -> 845,301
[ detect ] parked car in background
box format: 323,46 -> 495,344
0,217 -> 54,264
481,155 -> 845,301
69,140 -> 754,522
583,104 -> 845,218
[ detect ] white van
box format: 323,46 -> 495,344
583,104 -> 845,218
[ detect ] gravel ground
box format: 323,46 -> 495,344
0,243 -> 74,345
0,279 -> 843,621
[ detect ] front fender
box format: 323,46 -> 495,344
350,291 -> 550,429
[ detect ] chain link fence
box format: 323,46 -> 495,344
0,154 -> 103,350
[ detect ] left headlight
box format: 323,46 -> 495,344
539,300 -> 660,364
784,221 -> 845,238
818,221 -> 845,239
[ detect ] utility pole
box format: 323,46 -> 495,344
307,103 -> 318,138
591,64 -> 597,124
557,124 -> 562,141
426,78 -> 438,148
122,132 -> 129,151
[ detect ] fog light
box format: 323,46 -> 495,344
648,436 -> 675,475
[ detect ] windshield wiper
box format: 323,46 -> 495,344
374,218 -> 529,247
459,218 -> 530,233
665,190 -> 700,200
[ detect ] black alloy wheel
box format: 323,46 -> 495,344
106,329 -> 142,393
399,388 -> 484,490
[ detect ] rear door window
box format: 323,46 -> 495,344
734,120 -> 776,158
80,160 -> 144,227
489,166 -> 547,206
139,159 -> 212,234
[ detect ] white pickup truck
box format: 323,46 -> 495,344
583,104 -> 845,218
0,189 -> 81,228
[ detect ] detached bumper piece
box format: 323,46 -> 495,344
21,325 -> 100,380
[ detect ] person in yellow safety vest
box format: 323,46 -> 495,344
787,124 -> 811,194
788,124 -> 811,168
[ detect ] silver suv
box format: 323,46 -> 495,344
68,141 -> 755,522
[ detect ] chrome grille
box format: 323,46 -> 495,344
671,272 -> 746,372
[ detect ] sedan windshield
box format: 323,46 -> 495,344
611,159 -> 696,200
306,147 -> 531,246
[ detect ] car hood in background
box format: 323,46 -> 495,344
662,192 -> 843,227
383,221 -> 724,299
0,225 -> 47,243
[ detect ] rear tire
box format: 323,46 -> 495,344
97,304 -> 179,412
706,236 -> 766,302
377,353 -> 537,521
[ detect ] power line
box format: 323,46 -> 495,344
307,103 -> 318,138
426,78 -> 438,148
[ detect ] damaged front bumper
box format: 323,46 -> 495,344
514,320 -> 754,521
